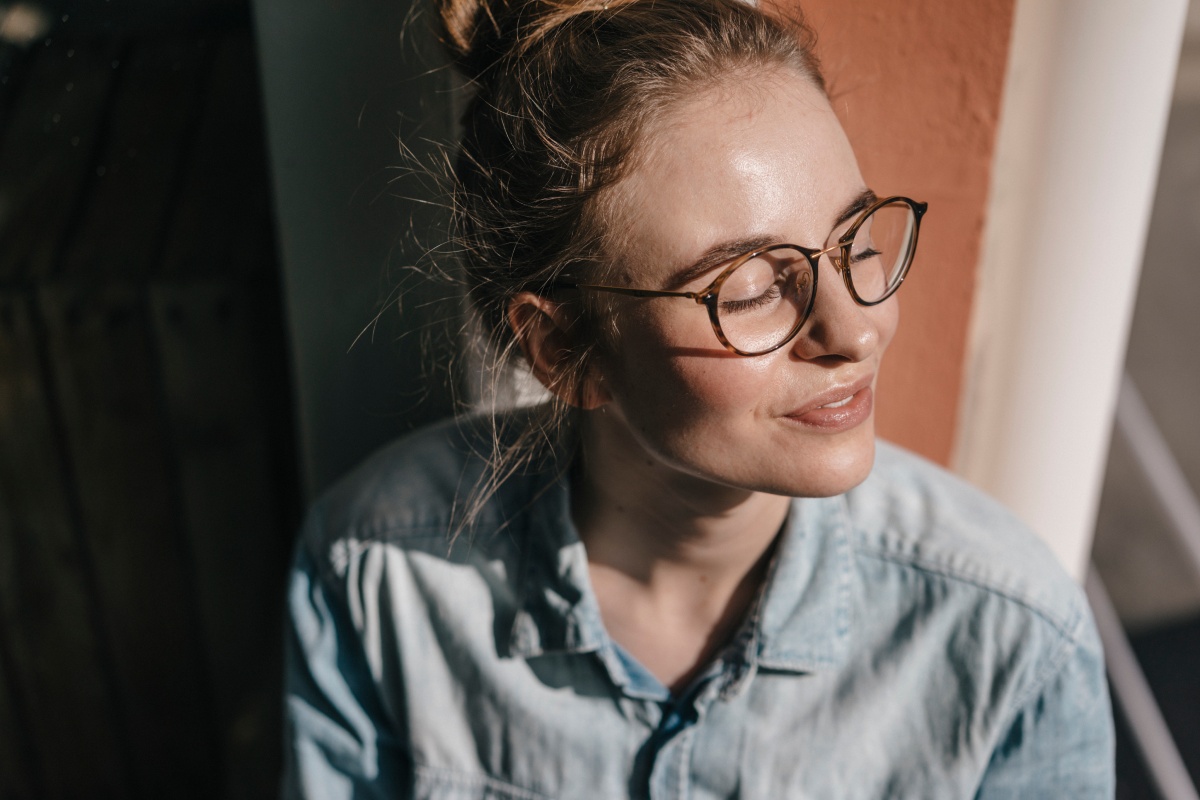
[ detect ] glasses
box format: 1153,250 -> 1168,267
558,195 -> 927,356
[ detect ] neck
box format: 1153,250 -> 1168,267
571,408 -> 789,601
570,409 -> 788,692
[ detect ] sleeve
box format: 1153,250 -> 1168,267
974,612 -> 1116,800
281,536 -> 412,799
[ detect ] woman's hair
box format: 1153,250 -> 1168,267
434,0 -> 825,527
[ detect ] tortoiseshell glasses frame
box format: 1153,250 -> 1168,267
555,195 -> 927,357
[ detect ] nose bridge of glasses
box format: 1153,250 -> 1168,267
808,238 -> 872,311
811,241 -> 846,272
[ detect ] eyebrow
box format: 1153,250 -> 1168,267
834,187 -> 878,230
664,234 -> 777,290
664,187 -> 879,290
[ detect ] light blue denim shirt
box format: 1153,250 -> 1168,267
283,413 -> 1115,799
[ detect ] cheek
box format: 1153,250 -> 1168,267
873,295 -> 900,355
605,329 -> 777,445
657,358 -> 774,425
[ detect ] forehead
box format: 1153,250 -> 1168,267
607,69 -> 864,281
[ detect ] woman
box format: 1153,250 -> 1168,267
284,1 -> 1115,797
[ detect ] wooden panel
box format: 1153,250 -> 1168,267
0,42 -> 37,133
159,31 -> 272,282
149,280 -> 289,799
0,292 -> 131,798
38,282 -> 218,798
58,37 -> 212,282
0,40 -> 119,283
0,623 -> 39,800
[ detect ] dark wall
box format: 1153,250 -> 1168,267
0,4 -> 300,797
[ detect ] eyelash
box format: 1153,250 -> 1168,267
850,247 -> 881,265
719,283 -> 783,314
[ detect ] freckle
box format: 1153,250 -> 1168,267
698,575 -> 709,584
645,459 -> 655,467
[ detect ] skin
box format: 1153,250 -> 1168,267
510,67 -> 898,692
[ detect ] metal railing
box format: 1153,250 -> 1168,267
1087,374 -> 1200,800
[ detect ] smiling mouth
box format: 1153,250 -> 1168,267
784,377 -> 876,431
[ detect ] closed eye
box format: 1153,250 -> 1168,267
850,247 -> 881,264
719,283 -> 782,314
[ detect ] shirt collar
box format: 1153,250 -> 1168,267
505,466 -> 857,677
754,495 -> 856,672
506,467 -> 606,659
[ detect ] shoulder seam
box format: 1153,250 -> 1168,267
1010,610 -> 1084,716
855,544 -> 1086,644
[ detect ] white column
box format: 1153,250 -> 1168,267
954,0 -> 1188,579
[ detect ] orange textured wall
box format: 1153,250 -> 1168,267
776,0 -> 1016,465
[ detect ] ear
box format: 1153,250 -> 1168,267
507,291 -> 611,410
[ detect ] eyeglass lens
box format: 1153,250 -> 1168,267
716,246 -> 814,354
837,200 -> 916,303
716,199 -> 916,354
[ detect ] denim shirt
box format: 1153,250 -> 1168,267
283,414 -> 1115,799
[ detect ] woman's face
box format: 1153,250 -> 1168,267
588,68 -> 898,499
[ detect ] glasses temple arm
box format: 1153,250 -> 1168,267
563,282 -> 699,300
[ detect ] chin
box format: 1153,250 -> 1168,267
769,429 -> 878,498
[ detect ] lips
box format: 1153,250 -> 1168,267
783,375 -> 875,431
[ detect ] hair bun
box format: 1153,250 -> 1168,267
437,0 -> 623,81
436,0 -> 515,80
438,0 -> 493,60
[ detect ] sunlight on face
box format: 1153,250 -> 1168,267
588,68 -> 899,500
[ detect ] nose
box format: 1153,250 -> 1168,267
788,254 -> 888,363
